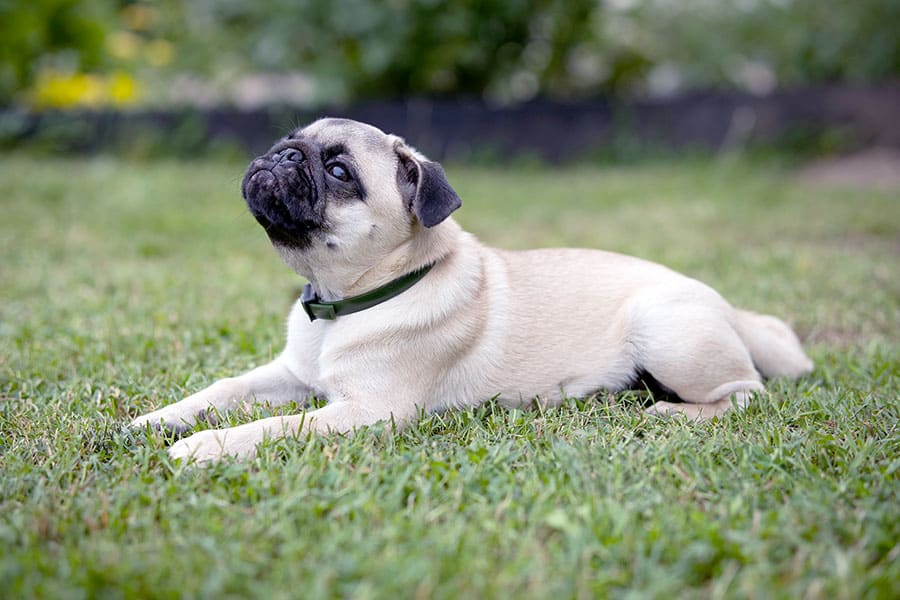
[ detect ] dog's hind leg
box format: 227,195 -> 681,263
631,297 -> 765,420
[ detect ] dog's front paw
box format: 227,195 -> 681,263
168,427 -> 259,465
168,430 -> 228,464
129,406 -> 197,436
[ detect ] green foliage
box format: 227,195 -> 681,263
163,0 -> 900,102
162,0 -> 599,102
0,0 -> 118,104
1,155 -> 899,596
623,0 -> 900,91
3,0 -> 899,106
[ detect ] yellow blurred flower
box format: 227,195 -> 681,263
108,71 -> 141,106
145,39 -> 175,67
32,72 -> 102,108
30,70 -> 141,109
107,30 -> 142,60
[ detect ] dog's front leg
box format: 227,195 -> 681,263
168,399 -> 414,464
129,360 -> 309,434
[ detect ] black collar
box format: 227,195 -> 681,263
301,264 -> 434,321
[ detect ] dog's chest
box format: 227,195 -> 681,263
282,302 -> 328,387
283,303 -> 377,397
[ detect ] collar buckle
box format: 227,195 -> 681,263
301,284 -> 337,321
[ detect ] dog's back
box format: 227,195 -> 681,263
467,243 -> 812,417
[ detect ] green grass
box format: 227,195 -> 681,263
1,153 -> 898,599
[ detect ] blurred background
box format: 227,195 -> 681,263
1,0 -> 899,164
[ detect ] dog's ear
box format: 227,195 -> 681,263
395,143 -> 461,228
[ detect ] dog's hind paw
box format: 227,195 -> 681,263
645,400 -> 719,421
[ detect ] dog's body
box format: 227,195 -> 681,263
131,118 -> 813,463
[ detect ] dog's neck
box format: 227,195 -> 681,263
298,219 -> 462,302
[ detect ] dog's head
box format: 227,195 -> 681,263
241,118 -> 461,278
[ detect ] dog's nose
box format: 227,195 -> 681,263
273,148 -> 304,164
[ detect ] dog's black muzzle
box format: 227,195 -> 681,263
241,139 -> 324,247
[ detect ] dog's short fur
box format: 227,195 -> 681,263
130,118 -> 813,464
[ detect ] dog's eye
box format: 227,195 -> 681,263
326,163 -> 351,182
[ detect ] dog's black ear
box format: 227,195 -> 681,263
396,145 -> 461,228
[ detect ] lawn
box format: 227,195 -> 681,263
1,153 -> 897,598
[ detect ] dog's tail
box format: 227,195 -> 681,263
734,310 -> 814,379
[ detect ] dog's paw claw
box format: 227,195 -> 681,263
129,413 -> 195,439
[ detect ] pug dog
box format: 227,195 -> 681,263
130,118 -> 813,464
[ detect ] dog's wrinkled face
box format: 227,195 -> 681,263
241,118 -> 461,279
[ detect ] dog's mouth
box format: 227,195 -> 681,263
241,141 -> 324,247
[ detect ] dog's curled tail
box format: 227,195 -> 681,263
734,310 -> 814,379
